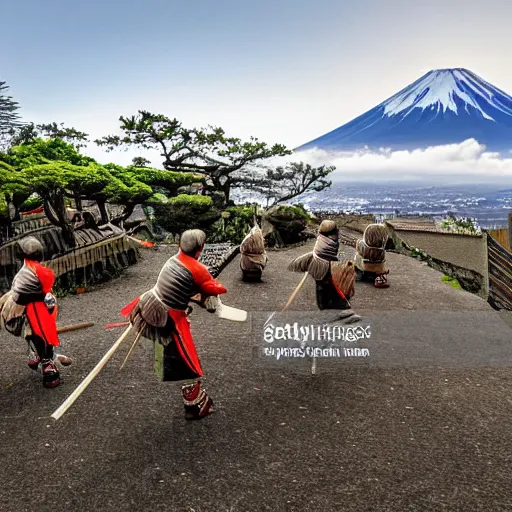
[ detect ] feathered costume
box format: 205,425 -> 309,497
121,240 -> 227,420
240,225 -> 267,281
288,220 -> 355,310
354,223 -> 390,288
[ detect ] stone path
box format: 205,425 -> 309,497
0,242 -> 511,512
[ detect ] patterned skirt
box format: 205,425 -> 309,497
121,295 -> 203,382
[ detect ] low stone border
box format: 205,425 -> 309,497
199,243 -> 240,278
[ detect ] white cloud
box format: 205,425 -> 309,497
82,136 -> 512,188
288,139 -> 512,185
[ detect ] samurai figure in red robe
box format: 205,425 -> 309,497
120,229 -> 227,420
0,236 -> 72,388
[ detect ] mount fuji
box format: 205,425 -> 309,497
296,68 -> 512,153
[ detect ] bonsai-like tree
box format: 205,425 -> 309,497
95,110 -> 291,203
245,161 -> 335,207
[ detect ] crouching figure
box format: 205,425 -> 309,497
240,225 -> 267,282
288,220 -> 358,320
354,223 -> 390,288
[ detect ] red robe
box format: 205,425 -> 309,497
24,260 -> 60,347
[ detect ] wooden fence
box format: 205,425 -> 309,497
489,228 -> 511,250
487,234 -> 512,311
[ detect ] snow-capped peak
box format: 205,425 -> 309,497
296,68 -> 512,153
382,68 -> 512,121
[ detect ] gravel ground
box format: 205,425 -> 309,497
1,241 -> 511,512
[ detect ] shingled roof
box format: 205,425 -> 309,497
385,217 -> 482,237
385,217 -> 443,233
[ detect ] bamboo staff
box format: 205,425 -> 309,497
51,325 -> 133,421
280,272 -> 318,375
119,329 -> 144,369
57,322 -> 94,334
280,272 -> 309,313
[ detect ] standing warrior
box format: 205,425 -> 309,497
240,225 -> 267,282
120,229 -> 227,420
287,220 -> 357,314
354,223 -> 390,288
0,236 -> 72,388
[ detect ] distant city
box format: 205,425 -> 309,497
298,183 -> 512,229
236,183 -> 512,229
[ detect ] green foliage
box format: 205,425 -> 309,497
153,194 -> 221,234
131,156 -> 151,167
1,138 -> 94,169
94,164 -> 153,205
66,163 -> 114,198
169,194 -> 213,208
0,160 -> 33,210
1,137 -> 197,225
269,204 -> 310,221
442,275 -> 462,289
147,193 -> 168,205
126,166 -> 200,193
0,160 -> 15,182
441,214 -> 480,235
8,122 -> 89,149
410,247 -> 428,260
96,111 -> 187,152
264,204 -> 311,245
20,162 -> 85,195
209,203 -> 313,245
208,204 -> 257,243
105,178 -> 153,205
7,123 -> 38,146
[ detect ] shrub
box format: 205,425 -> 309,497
152,194 -> 221,235
273,204 -> 310,221
208,204 -> 257,243
441,214 -> 481,235
264,204 -> 311,245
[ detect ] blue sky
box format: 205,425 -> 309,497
2,0 -> 512,179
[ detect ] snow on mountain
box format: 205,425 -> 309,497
296,68 -> 512,153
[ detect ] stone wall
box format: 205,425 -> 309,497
385,225 -> 488,297
390,229 -> 487,276
425,256 -> 486,296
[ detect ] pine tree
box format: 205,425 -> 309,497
0,81 -> 21,142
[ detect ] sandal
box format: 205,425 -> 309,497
374,272 -> 389,288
